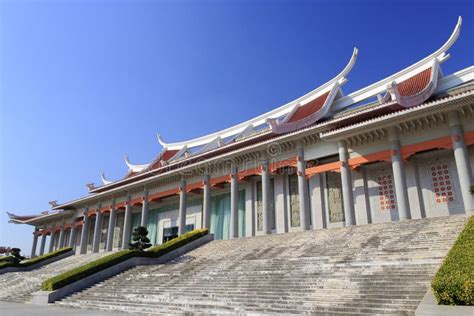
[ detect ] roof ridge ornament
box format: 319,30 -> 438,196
124,155 -> 151,173
100,171 -> 113,185
332,17 -> 462,112
156,47 -> 358,151
382,59 -> 440,108
267,47 -> 358,133
156,133 -> 168,150
86,183 -> 96,191
48,200 -> 59,208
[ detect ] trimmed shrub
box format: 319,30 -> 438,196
0,247 -> 73,270
0,261 -> 13,269
9,248 -> 25,264
432,216 -> 474,305
129,226 -> 151,251
143,228 -> 208,257
42,229 -> 208,291
0,256 -> 11,263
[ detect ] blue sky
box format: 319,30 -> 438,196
1,0 -> 473,254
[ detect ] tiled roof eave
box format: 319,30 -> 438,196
12,210 -> 74,226
88,101 -> 396,195
53,86 -> 474,210
55,118 -> 355,209
88,66 -> 474,195
320,89 -> 474,140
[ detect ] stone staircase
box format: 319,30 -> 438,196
0,251 -> 111,303
56,215 -> 468,315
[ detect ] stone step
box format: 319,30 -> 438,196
54,215 -> 468,315
0,251 -> 113,303
64,293 -> 423,308
57,298 -> 417,315
66,291 -> 424,308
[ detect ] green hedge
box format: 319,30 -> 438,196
432,215 -> 474,305
0,257 -> 11,263
41,228 -> 208,291
0,247 -> 73,270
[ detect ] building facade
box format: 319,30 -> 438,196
8,17 -> 474,259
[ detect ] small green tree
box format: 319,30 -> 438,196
129,226 -> 151,251
9,248 -> 25,264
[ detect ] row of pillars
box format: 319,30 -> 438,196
30,111 -> 473,257
338,126 -> 412,225
75,153 -> 311,255
338,111 -> 473,225
30,223 -> 79,258
77,189 -> 153,255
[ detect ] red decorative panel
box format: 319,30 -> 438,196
430,164 -> 454,204
397,67 -> 431,97
376,174 -> 396,211
288,91 -> 330,123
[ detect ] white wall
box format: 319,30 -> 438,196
156,204 -> 202,245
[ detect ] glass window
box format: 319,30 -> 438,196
162,224 -> 194,243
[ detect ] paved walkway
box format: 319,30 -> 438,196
0,301 -> 123,315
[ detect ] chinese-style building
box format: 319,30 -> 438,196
8,17 -> 474,259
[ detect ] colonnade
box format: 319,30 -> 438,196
29,111 -> 473,257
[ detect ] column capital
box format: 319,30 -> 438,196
447,110 -> 461,127
295,140 -> 304,150
337,139 -> 348,149
387,126 -> 400,142
259,158 -> 269,169
230,164 -> 238,175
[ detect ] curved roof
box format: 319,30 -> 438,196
158,47 -> 358,150
91,17 -> 464,192
331,16 -> 462,112
124,155 -> 150,173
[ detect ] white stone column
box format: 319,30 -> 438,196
274,172 -> 289,234
39,232 -> 47,256
178,180 -> 187,235
388,127 -> 411,220
310,173 -> 326,230
79,213 -> 91,254
140,188 -> 149,228
338,140 -> 355,226
69,226 -> 77,249
58,224 -> 66,249
245,181 -> 256,237
48,230 -> 56,253
230,165 -> 239,238
297,146 -> 310,230
122,194 -> 132,249
261,160 -> 271,235
30,228 -> 39,258
106,204 -> 117,252
448,111 -> 474,212
202,175 -> 211,230
92,208 -> 103,253
352,169 -> 370,225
